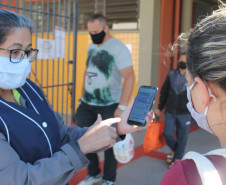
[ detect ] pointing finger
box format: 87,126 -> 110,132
101,117 -> 121,126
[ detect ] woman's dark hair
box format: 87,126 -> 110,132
0,9 -> 33,44
186,7 -> 226,91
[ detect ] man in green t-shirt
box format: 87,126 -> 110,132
76,14 -> 135,185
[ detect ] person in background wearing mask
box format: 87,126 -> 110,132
75,14 -> 135,185
155,53 -> 191,168
0,9 -> 153,185
160,5 -> 226,184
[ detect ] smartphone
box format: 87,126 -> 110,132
128,86 -> 158,127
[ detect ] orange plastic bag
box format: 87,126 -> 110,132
143,120 -> 165,153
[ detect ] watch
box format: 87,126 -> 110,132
118,105 -> 127,111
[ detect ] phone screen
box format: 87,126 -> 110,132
128,86 -> 157,126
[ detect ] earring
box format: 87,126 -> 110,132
201,100 -> 204,105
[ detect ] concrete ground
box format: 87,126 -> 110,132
69,125 -> 220,185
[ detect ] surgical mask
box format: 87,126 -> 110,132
186,81 -> 216,134
178,61 -> 186,69
90,30 -> 106,44
0,56 -> 31,89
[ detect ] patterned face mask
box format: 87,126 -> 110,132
186,81 -> 216,134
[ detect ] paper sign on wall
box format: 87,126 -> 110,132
54,28 -> 65,58
125,44 -> 132,54
37,38 -> 55,59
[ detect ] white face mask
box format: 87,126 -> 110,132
186,81 -> 216,134
0,56 -> 31,89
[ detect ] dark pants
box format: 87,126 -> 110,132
75,101 -> 119,182
163,111 -> 191,159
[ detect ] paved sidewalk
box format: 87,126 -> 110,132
69,126 -> 220,185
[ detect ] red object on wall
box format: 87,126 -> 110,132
24,0 -> 58,2
2,0 -> 16,11
157,0 -> 181,120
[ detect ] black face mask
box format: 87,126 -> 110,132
178,61 -> 186,69
90,30 -> 106,44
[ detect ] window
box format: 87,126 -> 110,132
76,0 -> 139,30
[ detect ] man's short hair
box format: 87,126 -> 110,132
88,13 -> 106,26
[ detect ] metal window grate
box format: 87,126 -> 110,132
0,0 -> 78,125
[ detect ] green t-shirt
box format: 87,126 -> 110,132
82,37 -> 133,106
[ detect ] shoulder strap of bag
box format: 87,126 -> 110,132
183,151 -> 222,185
206,149 -> 226,158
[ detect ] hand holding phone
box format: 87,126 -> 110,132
127,86 -> 158,127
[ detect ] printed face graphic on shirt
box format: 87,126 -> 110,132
84,49 -> 115,105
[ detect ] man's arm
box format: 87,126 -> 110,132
155,73 -> 171,117
158,74 -> 171,111
114,66 -> 135,117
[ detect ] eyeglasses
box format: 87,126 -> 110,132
0,48 -> 39,63
86,72 -> 98,85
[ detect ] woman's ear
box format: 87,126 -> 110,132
104,25 -> 108,32
194,77 -> 209,107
